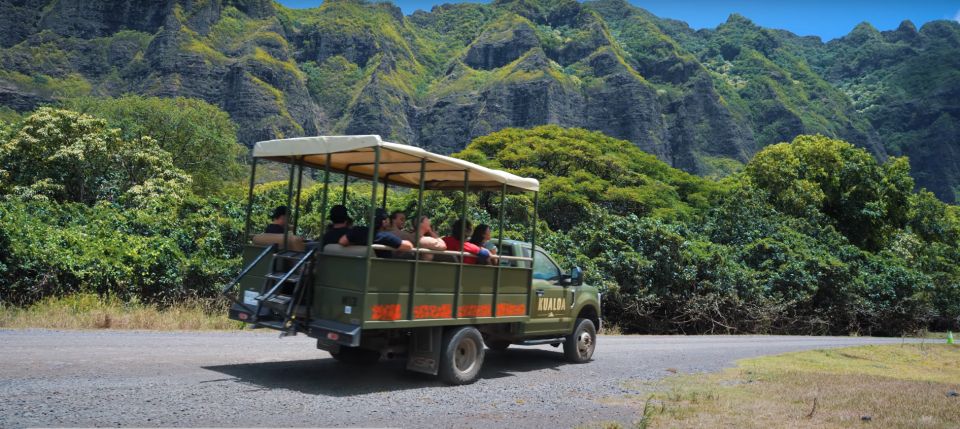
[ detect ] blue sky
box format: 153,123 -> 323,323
276,0 -> 960,41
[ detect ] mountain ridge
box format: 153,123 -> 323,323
0,0 -> 958,201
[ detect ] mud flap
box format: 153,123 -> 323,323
406,327 -> 442,375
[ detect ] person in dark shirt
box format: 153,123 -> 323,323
264,206 -> 288,234
339,208 -> 413,257
321,204 -> 353,246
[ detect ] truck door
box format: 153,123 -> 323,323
524,248 -> 571,335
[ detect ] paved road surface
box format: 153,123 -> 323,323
0,330 -> 918,428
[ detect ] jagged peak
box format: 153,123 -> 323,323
917,19 -> 960,42
723,13 -> 757,28
851,21 -> 880,34
589,0 -> 630,7
881,19 -> 919,44
838,21 -> 882,45
513,46 -> 552,71
492,0 -> 584,27
897,20 -> 917,33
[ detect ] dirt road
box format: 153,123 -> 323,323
0,329 -> 918,428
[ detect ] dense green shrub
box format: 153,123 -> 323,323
62,96 -> 244,196
0,108 -> 190,206
457,126 -> 960,334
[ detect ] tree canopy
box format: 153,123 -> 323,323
62,96 -> 244,196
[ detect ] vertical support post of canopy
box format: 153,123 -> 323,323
407,158 -> 427,321
381,176 -> 389,209
243,157 -> 258,238
318,154 -> 331,231
283,160 -> 295,251
454,170 -> 469,319
493,183 -> 506,317
363,147 -> 381,294
528,191 -> 539,316
342,165 -> 350,206
293,159 -> 304,234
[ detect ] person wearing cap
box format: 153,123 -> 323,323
339,208 -> 414,258
321,204 -> 353,246
264,206 -> 289,234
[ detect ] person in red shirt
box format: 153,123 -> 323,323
441,219 -> 490,264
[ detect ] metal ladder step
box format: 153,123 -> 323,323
273,251 -> 307,261
254,320 -> 287,330
259,293 -> 293,311
265,272 -> 301,283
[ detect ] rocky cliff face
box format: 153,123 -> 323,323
1,0 -> 958,201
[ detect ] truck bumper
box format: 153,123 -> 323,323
228,303 -> 269,322
309,319 -> 362,348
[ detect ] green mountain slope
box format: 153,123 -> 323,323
0,0 -> 958,201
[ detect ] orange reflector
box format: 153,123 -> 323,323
326,332 -> 340,341
238,313 -> 248,321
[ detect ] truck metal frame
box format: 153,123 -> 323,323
223,135 -> 600,384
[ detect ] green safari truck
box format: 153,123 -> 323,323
223,135 -> 600,384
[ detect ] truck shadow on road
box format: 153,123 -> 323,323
202,347 -> 568,396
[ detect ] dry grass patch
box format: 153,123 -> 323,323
611,343 -> 960,429
0,293 -> 243,330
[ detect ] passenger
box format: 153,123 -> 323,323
409,216 -> 446,261
263,206 -> 289,234
386,210 -> 406,235
321,205 -> 353,246
468,224 -> 498,265
339,208 -> 413,258
441,219 -> 490,264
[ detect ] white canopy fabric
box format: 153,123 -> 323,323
252,135 -> 539,192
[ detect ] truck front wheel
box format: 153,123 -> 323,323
439,326 -> 485,385
564,318 -> 596,363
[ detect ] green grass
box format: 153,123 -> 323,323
596,343 -> 960,428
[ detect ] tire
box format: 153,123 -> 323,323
484,339 -> 511,351
331,346 -> 381,365
439,326 -> 485,385
563,318 -> 597,363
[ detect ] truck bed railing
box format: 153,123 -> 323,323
366,244 -> 533,262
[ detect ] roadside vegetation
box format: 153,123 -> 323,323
0,294 -> 241,330
0,98 -> 958,335
601,343 -> 960,428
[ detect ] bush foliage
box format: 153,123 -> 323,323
0,108 -> 957,335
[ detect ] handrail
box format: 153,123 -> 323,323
257,248 -> 316,302
366,244 -> 533,261
221,244 -> 276,313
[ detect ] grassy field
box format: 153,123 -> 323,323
597,343 -> 960,429
0,294 -> 242,330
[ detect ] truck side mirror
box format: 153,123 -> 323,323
571,266 -> 583,286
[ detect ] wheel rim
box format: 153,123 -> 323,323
577,331 -> 594,358
454,337 -> 478,373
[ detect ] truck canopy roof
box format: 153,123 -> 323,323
253,135 -> 539,192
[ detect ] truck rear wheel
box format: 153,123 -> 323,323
563,318 -> 596,363
331,346 -> 380,365
439,326 -> 485,385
